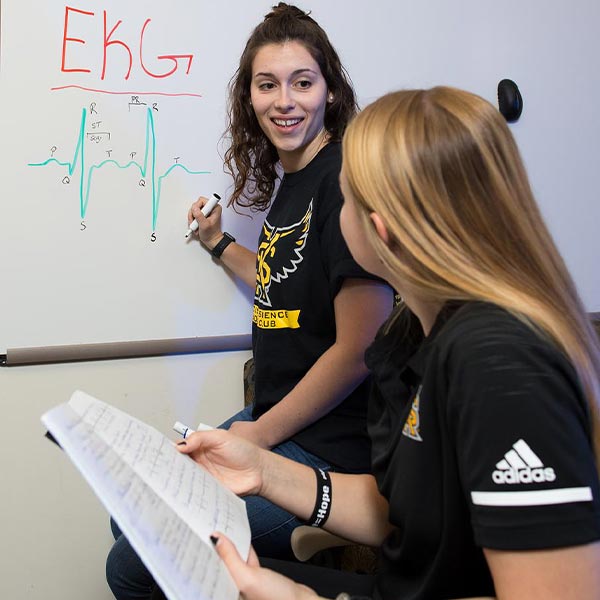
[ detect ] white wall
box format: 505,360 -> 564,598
319,0 -> 600,311
0,350 -> 250,600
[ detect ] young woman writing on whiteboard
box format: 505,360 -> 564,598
176,87 -> 600,599
106,4 -> 392,599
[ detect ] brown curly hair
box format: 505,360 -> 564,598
224,3 -> 358,211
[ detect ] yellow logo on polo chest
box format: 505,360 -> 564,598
402,385 -> 423,442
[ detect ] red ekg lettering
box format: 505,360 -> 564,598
60,5 -> 194,81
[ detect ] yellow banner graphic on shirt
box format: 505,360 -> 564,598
253,306 -> 301,329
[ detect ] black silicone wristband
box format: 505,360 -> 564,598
210,232 -> 235,259
307,467 -> 332,528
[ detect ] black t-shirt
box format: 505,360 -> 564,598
365,302 -> 600,599
251,142 -> 377,473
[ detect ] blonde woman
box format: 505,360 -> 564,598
177,87 -> 600,599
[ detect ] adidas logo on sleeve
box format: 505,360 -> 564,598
492,439 -> 556,485
471,438 -> 593,507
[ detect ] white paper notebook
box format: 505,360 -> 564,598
42,390 -> 250,600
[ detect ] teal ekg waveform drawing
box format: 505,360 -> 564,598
27,106 -> 210,232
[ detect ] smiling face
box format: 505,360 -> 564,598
250,41 -> 329,173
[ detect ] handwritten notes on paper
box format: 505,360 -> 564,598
42,390 -> 250,600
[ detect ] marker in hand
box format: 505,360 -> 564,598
185,193 -> 222,239
173,421 -> 214,439
173,421 -> 196,439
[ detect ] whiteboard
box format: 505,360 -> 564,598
1,0 -> 599,355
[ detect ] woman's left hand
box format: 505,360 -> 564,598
212,533 -> 322,600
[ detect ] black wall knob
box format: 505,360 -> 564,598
497,79 -> 523,122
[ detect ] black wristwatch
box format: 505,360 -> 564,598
211,232 -> 235,259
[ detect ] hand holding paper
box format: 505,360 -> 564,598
42,390 -> 250,600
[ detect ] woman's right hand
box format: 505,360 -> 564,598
188,195 -> 224,248
176,429 -> 265,497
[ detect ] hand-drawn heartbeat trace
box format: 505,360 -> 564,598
28,101 -> 210,234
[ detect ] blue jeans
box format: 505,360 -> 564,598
106,405 -> 331,600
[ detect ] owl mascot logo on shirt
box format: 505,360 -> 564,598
255,200 -> 312,308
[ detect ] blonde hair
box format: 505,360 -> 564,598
342,87 -> 600,460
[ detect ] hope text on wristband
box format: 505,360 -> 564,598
307,467 -> 332,528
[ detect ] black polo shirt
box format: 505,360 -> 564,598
366,301 -> 600,600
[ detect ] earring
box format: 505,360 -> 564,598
327,94 -> 334,104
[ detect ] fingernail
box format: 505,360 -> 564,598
210,535 -> 219,546
177,441 -> 187,446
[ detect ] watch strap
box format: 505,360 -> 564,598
211,232 -> 235,259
